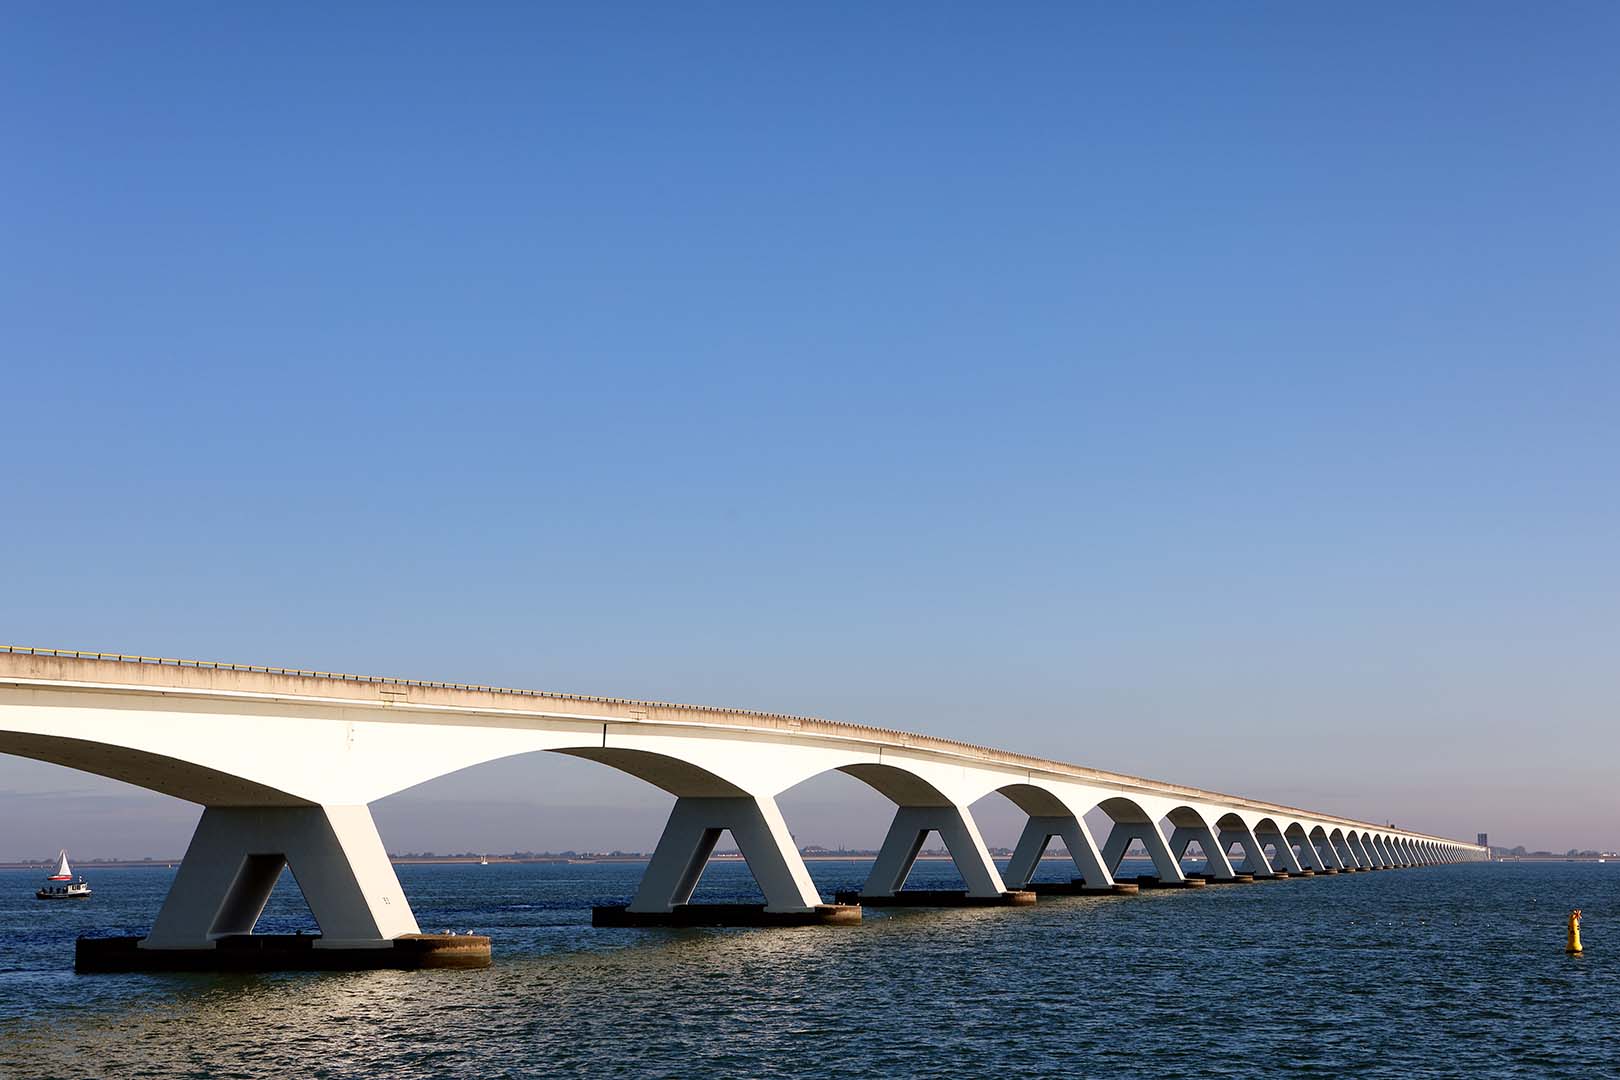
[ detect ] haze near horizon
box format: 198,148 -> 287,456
2,3 -> 1615,858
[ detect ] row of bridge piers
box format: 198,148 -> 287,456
74,793 -> 1473,971
591,793 -> 1469,927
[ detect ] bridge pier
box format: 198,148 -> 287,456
78,805 -> 486,972
1169,822 -> 1237,880
1321,834 -> 1350,871
1299,828 -> 1339,872
1284,825 -> 1322,873
856,804 -> 1031,905
1100,820 -> 1185,884
1255,823 -> 1304,874
1003,814 -> 1115,891
634,796 -> 815,912
1216,822 -> 1275,878
145,805 -> 418,949
595,796 -> 858,927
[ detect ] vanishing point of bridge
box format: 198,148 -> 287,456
0,648 -> 1484,970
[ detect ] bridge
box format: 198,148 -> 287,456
1,647 -> 1484,969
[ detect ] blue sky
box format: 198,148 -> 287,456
2,3 -> 1616,857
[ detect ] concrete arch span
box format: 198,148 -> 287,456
1214,812 -> 1277,877
1161,805 -> 1236,880
1283,822 -> 1326,871
1328,828 -> 1361,870
1355,830 -> 1380,868
997,783 -> 1115,891
0,729 -> 312,807
1251,816 -> 1304,873
1092,796 -> 1184,883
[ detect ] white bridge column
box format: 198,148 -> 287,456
1256,824 -> 1304,873
862,804 -> 1008,898
1217,822 -> 1276,877
627,796 -> 821,914
1004,814 -> 1114,889
1169,823 -> 1237,879
143,805 -> 418,950
1288,829 -> 1326,870
1100,821 -> 1185,882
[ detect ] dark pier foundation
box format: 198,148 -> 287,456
76,933 -> 491,973
592,903 -> 860,928
1028,879 -> 1140,896
1133,875 -> 1207,890
1188,872 -> 1256,884
834,889 -> 1037,908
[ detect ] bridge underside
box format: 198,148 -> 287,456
0,731 -> 309,806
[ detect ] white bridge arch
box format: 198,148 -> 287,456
0,649 -> 1485,950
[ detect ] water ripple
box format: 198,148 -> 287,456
0,861 -> 1614,1077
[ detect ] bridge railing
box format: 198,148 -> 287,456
0,644 -> 820,715
0,645 -> 1487,854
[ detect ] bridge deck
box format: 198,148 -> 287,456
0,646 -> 1456,844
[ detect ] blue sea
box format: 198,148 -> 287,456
0,859 -> 1614,1078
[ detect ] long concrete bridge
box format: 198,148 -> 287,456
1,648 -> 1484,968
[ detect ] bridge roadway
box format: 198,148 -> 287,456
0,648 -> 1484,966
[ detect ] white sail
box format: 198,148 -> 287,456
49,849 -> 72,880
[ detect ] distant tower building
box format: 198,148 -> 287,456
1478,833 -> 1489,848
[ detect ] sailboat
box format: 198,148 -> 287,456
478,854 -> 490,866
36,849 -> 92,899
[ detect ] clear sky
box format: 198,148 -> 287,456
3,3 -> 1616,859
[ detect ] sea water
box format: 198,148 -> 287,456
0,860 -> 1614,1078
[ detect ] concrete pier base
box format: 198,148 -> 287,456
1318,868 -> 1340,875
1134,875 -> 1206,890
593,903 -> 860,928
1270,870 -> 1291,878
76,933 -> 490,973
835,889 -> 1036,908
1190,872 -> 1255,884
1028,879 -> 1139,896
